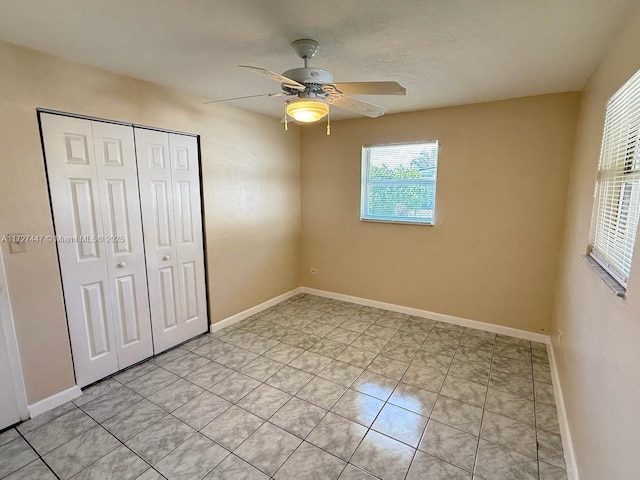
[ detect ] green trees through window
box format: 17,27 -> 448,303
361,143 -> 438,224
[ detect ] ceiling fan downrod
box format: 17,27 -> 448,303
291,38 -> 320,68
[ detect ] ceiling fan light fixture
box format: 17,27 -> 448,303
286,98 -> 329,123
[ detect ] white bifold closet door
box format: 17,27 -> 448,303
135,128 -> 208,353
41,114 -> 153,387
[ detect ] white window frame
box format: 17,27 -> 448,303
588,68 -> 640,289
360,141 -> 439,225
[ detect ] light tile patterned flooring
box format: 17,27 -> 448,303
0,294 -> 567,480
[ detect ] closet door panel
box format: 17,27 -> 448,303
92,121 -> 153,367
135,128 -> 183,352
40,114 -> 118,387
169,133 -> 208,339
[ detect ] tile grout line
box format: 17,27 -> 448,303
234,305 -> 392,478
71,402 -> 166,479
418,321 -> 474,477
532,347 -> 542,480
11,303 -> 341,478
393,318 -> 445,480
7,294 -> 561,480
244,305 -> 488,478
260,297 -> 545,477
311,309 -> 413,472
470,333 -> 498,479
203,318 -> 371,477
230,336 -> 371,477
159,328 -> 357,477
335,316 -> 458,478
282,295 -> 560,478
74,349 -> 254,479
14,428 -> 62,480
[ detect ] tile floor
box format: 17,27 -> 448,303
0,294 -> 567,480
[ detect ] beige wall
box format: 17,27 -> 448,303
550,8 -> 640,480
301,93 -> 580,332
0,41 -> 301,403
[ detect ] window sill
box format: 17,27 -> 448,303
582,255 -> 626,297
360,218 -> 434,226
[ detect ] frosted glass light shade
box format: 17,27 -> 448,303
286,99 -> 329,123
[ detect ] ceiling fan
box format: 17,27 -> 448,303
205,39 -> 406,129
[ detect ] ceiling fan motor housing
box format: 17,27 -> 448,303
282,68 -> 333,86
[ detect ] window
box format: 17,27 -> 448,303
589,68 -> 640,288
360,141 -> 439,225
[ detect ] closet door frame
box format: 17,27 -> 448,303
37,109 -> 210,380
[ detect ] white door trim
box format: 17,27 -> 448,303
0,247 -> 29,420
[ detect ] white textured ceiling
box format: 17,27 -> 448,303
0,0 -> 637,119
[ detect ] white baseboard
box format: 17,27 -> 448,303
301,287 -> 550,344
547,341 -> 579,480
210,287 -> 303,333
28,385 -> 82,418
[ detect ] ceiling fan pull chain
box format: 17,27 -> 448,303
284,103 -> 288,131
326,109 -> 331,136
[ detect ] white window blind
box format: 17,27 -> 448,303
590,68 -> 640,287
361,142 -> 439,225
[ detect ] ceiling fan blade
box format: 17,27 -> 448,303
239,65 -> 306,91
330,81 -> 406,96
329,95 -> 387,118
203,92 -> 287,104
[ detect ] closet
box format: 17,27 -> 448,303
40,112 -> 208,387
